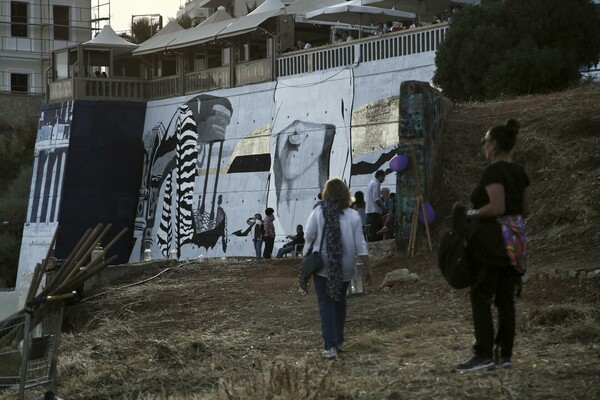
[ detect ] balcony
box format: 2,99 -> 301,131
46,24 -> 448,103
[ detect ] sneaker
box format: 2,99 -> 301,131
494,347 -> 512,369
499,358 -> 513,369
455,356 -> 496,372
322,348 -> 338,359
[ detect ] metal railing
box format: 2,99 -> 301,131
277,24 -> 448,77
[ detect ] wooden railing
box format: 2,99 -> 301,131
76,78 -> 147,100
235,59 -> 273,86
146,76 -> 181,100
185,67 -> 230,94
48,79 -> 73,102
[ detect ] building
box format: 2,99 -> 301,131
0,0 -> 93,125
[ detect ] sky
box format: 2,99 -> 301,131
106,0 -> 182,33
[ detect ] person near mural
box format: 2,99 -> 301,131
365,170 -> 387,241
250,213 -> 264,260
378,192 -> 396,238
262,208 -> 276,259
276,225 -> 305,258
351,191 -> 367,237
454,119 -> 530,372
304,177 -> 372,359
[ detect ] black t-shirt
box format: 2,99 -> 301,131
470,161 -> 530,217
467,161 -> 529,268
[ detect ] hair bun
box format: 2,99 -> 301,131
505,118 -> 521,136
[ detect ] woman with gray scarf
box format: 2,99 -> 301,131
304,178 -> 372,359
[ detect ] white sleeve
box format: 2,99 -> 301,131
304,208 -> 319,254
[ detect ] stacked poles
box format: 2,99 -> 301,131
0,223 -> 128,348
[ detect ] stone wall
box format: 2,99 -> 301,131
0,93 -> 44,128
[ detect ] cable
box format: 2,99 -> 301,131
79,260 -> 196,303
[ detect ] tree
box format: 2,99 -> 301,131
177,14 -> 194,29
433,0 -> 600,101
131,17 -> 161,44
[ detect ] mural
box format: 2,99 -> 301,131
17,102 -> 73,289
135,95 -> 233,259
269,70 -> 353,233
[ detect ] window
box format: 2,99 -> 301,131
11,2 -> 28,38
11,73 -> 28,93
54,5 -> 70,40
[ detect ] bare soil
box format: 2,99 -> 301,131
7,83 -> 600,400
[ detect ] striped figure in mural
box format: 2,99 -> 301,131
135,94 -> 233,259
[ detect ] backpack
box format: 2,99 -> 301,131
437,206 -> 475,289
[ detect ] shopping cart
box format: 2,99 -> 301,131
0,292 -> 74,400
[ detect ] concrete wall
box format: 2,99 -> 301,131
129,53 -> 441,262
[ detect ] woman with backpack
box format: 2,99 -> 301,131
455,119 -> 530,372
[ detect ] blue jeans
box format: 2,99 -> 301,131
253,239 -> 263,259
314,275 -> 350,350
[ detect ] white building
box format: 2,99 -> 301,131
0,0 -> 92,95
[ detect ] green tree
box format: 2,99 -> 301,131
433,0 -> 600,101
177,14 -> 194,29
131,17 -> 161,44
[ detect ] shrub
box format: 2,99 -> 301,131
433,0 -> 600,101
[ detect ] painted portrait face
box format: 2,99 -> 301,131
275,120 -> 333,181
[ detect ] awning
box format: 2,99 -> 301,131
133,20 -> 184,56
215,0 -> 285,40
84,25 -> 139,49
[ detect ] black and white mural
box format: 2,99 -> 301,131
129,70 -> 438,261
134,95 -> 234,259
269,69 -> 353,233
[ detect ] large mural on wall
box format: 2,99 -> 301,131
130,74 -> 443,262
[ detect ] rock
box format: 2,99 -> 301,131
587,269 -> 600,279
378,268 -> 419,290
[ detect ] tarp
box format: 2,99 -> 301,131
305,0 -> 416,37
363,0 -> 482,22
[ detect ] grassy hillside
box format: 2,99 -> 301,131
433,82 -> 600,268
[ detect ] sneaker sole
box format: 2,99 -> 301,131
456,363 -> 496,373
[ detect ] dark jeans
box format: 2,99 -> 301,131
263,236 -> 275,259
314,275 -> 351,350
366,212 -> 383,242
470,265 -> 520,359
253,239 -> 263,259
